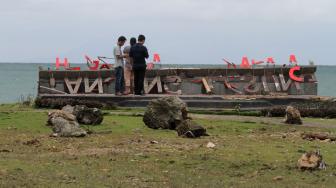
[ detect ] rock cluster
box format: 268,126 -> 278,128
284,106 -> 302,125
47,105 -> 104,137
47,110 -> 87,137
143,96 -> 208,138
62,105 -> 103,125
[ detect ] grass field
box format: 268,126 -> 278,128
0,104 -> 336,187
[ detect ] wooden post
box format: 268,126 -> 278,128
223,77 -> 243,95
163,76 -> 182,95
307,74 -> 318,83
49,77 -> 56,88
202,77 -> 212,94
84,77 -> 103,94
39,86 -> 67,94
261,76 -> 270,93
144,76 -> 162,94
144,77 -> 149,93
244,76 -> 261,94
157,76 -> 163,93
272,75 -> 282,92
279,74 -> 292,91
208,78 -> 214,91
294,81 -> 302,94
64,77 -> 82,94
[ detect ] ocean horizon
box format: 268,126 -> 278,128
0,63 -> 334,104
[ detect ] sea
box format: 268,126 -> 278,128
0,63 -> 335,104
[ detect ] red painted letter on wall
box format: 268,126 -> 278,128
56,57 -> 69,70
240,57 -> 251,69
289,54 -> 298,64
153,53 -> 161,63
289,66 -> 304,82
266,57 -> 275,64
85,55 -> 100,70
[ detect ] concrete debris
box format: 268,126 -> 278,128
150,140 -> 159,144
273,176 -> 284,181
206,142 -> 216,148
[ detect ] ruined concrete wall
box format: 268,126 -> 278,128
38,66 -> 318,96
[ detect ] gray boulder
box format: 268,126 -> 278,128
62,105 -> 75,114
47,110 -> 87,137
62,105 -> 103,125
284,106 -> 302,125
143,96 -> 208,138
143,96 -> 188,130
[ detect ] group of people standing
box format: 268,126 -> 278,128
113,34 -> 149,96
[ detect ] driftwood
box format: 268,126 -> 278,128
144,76 -> 163,94
272,75 -> 282,91
301,133 -> 336,141
64,77 -> 82,94
202,77 -> 212,94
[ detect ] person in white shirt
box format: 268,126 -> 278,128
113,36 -> 127,96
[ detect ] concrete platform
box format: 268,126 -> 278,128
37,94 -> 329,109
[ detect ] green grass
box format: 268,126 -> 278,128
0,105 -> 336,187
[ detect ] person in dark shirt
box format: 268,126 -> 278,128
129,35 -> 149,95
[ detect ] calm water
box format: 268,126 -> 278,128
0,63 -> 335,103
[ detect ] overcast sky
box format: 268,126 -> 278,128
0,0 -> 335,65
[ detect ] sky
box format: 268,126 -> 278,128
0,0 -> 335,65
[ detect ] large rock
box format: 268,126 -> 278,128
47,110 -> 87,137
176,119 -> 209,138
62,105 -> 103,125
143,96 -> 188,130
284,106 -> 302,125
143,96 -> 208,138
298,150 -> 326,170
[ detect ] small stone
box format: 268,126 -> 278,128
273,176 -> 283,181
321,139 -> 331,143
150,140 -> 159,144
206,142 -> 216,148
